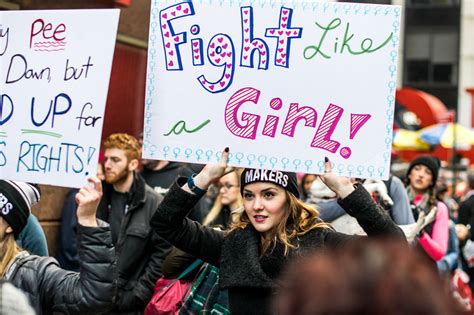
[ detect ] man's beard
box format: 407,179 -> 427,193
105,167 -> 129,185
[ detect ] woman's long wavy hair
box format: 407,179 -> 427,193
228,190 -> 332,256
0,233 -> 21,278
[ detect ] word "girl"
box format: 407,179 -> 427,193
224,87 -> 371,159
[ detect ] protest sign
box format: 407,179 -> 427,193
0,9 -> 119,187
144,1 -> 401,179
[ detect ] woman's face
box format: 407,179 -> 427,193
242,182 -> 287,237
409,164 -> 433,193
0,216 -> 12,244
217,172 -> 240,207
303,174 -> 317,194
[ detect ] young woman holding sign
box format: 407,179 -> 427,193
150,148 -> 405,315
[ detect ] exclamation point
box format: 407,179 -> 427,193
340,113 -> 372,159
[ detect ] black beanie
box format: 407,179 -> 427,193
407,155 -> 441,187
0,180 -> 40,239
240,168 -> 300,198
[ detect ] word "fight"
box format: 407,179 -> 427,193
158,2 -> 302,94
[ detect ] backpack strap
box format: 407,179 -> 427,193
177,259 -> 203,280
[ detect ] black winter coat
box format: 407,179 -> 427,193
97,173 -> 171,313
151,179 -> 405,315
6,224 -> 115,315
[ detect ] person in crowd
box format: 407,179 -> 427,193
1,178 -> 116,314
150,149 -> 405,315
57,162 -> 105,271
306,174 -> 416,238
456,170 -> 474,289
98,133 -> 171,314
17,213 -> 48,256
308,174 -> 415,226
275,239 -> 461,315
203,168 -> 244,228
141,159 -> 194,194
140,157 -> 211,223
437,183 -> 460,219
404,155 -> 449,264
299,173 -> 316,202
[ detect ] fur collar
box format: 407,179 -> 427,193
219,224 -> 327,290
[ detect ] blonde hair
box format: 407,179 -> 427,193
228,191 -> 332,256
203,169 -> 244,226
0,233 -> 21,278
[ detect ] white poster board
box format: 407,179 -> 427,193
0,9 -> 119,188
144,1 -> 401,179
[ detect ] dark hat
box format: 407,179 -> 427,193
0,180 -> 40,239
407,155 -> 441,187
240,168 -> 300,198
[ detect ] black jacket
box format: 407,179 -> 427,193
6,224 -> 115,315
97,173 -> 171,314
458,193 -> 474,242
151,179 -> 405,315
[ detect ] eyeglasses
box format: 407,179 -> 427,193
216,183 -> 239,190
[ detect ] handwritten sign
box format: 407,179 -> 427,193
144,1 -> 401,179
0,9 -> 119,188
